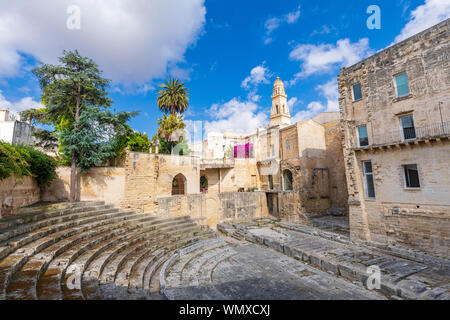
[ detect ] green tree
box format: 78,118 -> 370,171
157,113 -> 186,153
31,50 -> 134,202
126,131 -> 151,152
157,78 -> 189,114
114,125 -> 151,156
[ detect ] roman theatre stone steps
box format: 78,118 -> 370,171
0,202 -> 216,300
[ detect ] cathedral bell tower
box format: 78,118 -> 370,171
270,77 -> 291,126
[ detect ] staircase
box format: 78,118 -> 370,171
0,202 -> 216,300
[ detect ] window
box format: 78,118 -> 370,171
362,161 -> 376,199
357,125 -> 369,147
395,73 -> 410,97
268,175 -> 274,190
286,139 -> 290,150
270,144 -> 275,157
200,176 -> 208,193
283,170 -> 293,191
352,83 -> 362,101
403,164 -> 420,188
400,115 -> 416,140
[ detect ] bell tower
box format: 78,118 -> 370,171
270,77 -> 291,126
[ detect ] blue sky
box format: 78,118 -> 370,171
0,0 -> 449,138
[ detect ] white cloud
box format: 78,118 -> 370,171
241,64 -> 270,89
264,17 -> 282,35
288,38 -> 372,82
264,5 -> 301,44
310,25 -> 333,36
292,101 -> 324,123
286,8 -> 301,24
0,0 -> 206,85
0,90 -> 43,116
287,97 -> 299,113
394,0 -> 450,43
291,79 -> 339,122
204,98 -> 268,134
317,79 -> 339,112
241,63 -> 271,102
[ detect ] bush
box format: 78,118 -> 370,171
0,142 -> 30,180
0,142 -> 57,187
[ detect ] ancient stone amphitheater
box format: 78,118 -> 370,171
0,201 -> 391,300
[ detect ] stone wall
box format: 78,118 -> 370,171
0,175 -> 40,217
339,19 -> 450,256
43,167 -> 126,207
323,121 -> 349,211
155,192 -> 269,229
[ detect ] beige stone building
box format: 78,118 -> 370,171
32,76 -> 349,228
338,19 -> 450,256
199,77 -> 348,221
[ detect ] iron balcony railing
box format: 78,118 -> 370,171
352,121 -> 450,148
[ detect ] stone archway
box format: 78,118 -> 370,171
172,173 -> 186,195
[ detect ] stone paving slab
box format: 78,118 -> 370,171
217,221 -> 450,300
163,241 -> 385,300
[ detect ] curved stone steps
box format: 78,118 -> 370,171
0,207 -> 120,262
5,211 -> 150,300
0,202 -> 105,230
37,215 -> 159,300
191,248 -> 237,300
65,216 -> 192,300
0,209 -> 141,299
162,243 -> 237,300
0,204 -> 114,245
99,241 -> 155,300
143,233 -> 216,299
0,202 -> 218,300
95,223 -> 210,299
2,208 -> 123,249
127,248 -> 164,296
80,216 -> 194,299
163,239 -> 225,290
167,239 -> 225,278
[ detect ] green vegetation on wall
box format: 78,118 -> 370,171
0,142 -> 57,187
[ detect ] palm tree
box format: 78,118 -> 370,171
157,77 -> 189,114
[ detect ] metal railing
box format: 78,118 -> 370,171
352,121 -> 450,148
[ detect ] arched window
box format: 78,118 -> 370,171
200,176 -> 208,193
283,169 -> 293,191
276,105 -> 279,113
172,173 -> 186,195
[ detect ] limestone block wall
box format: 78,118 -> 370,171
0,176 -> 40,218
120,152 -> 200,212
43,167 -> 126,207
339,19 -> 450,255
155,192 -> 269,229
348,142 -> 450,255
324,121 -> 348,210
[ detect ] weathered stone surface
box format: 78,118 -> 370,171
339,18 -> 450,256
218,219 -> 450,300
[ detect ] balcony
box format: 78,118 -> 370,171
200,158 -> 235,170
351,121 -> 450,150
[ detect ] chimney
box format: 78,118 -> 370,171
0,109 -> 10,122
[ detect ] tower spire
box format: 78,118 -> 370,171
270,77 -> 291,126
